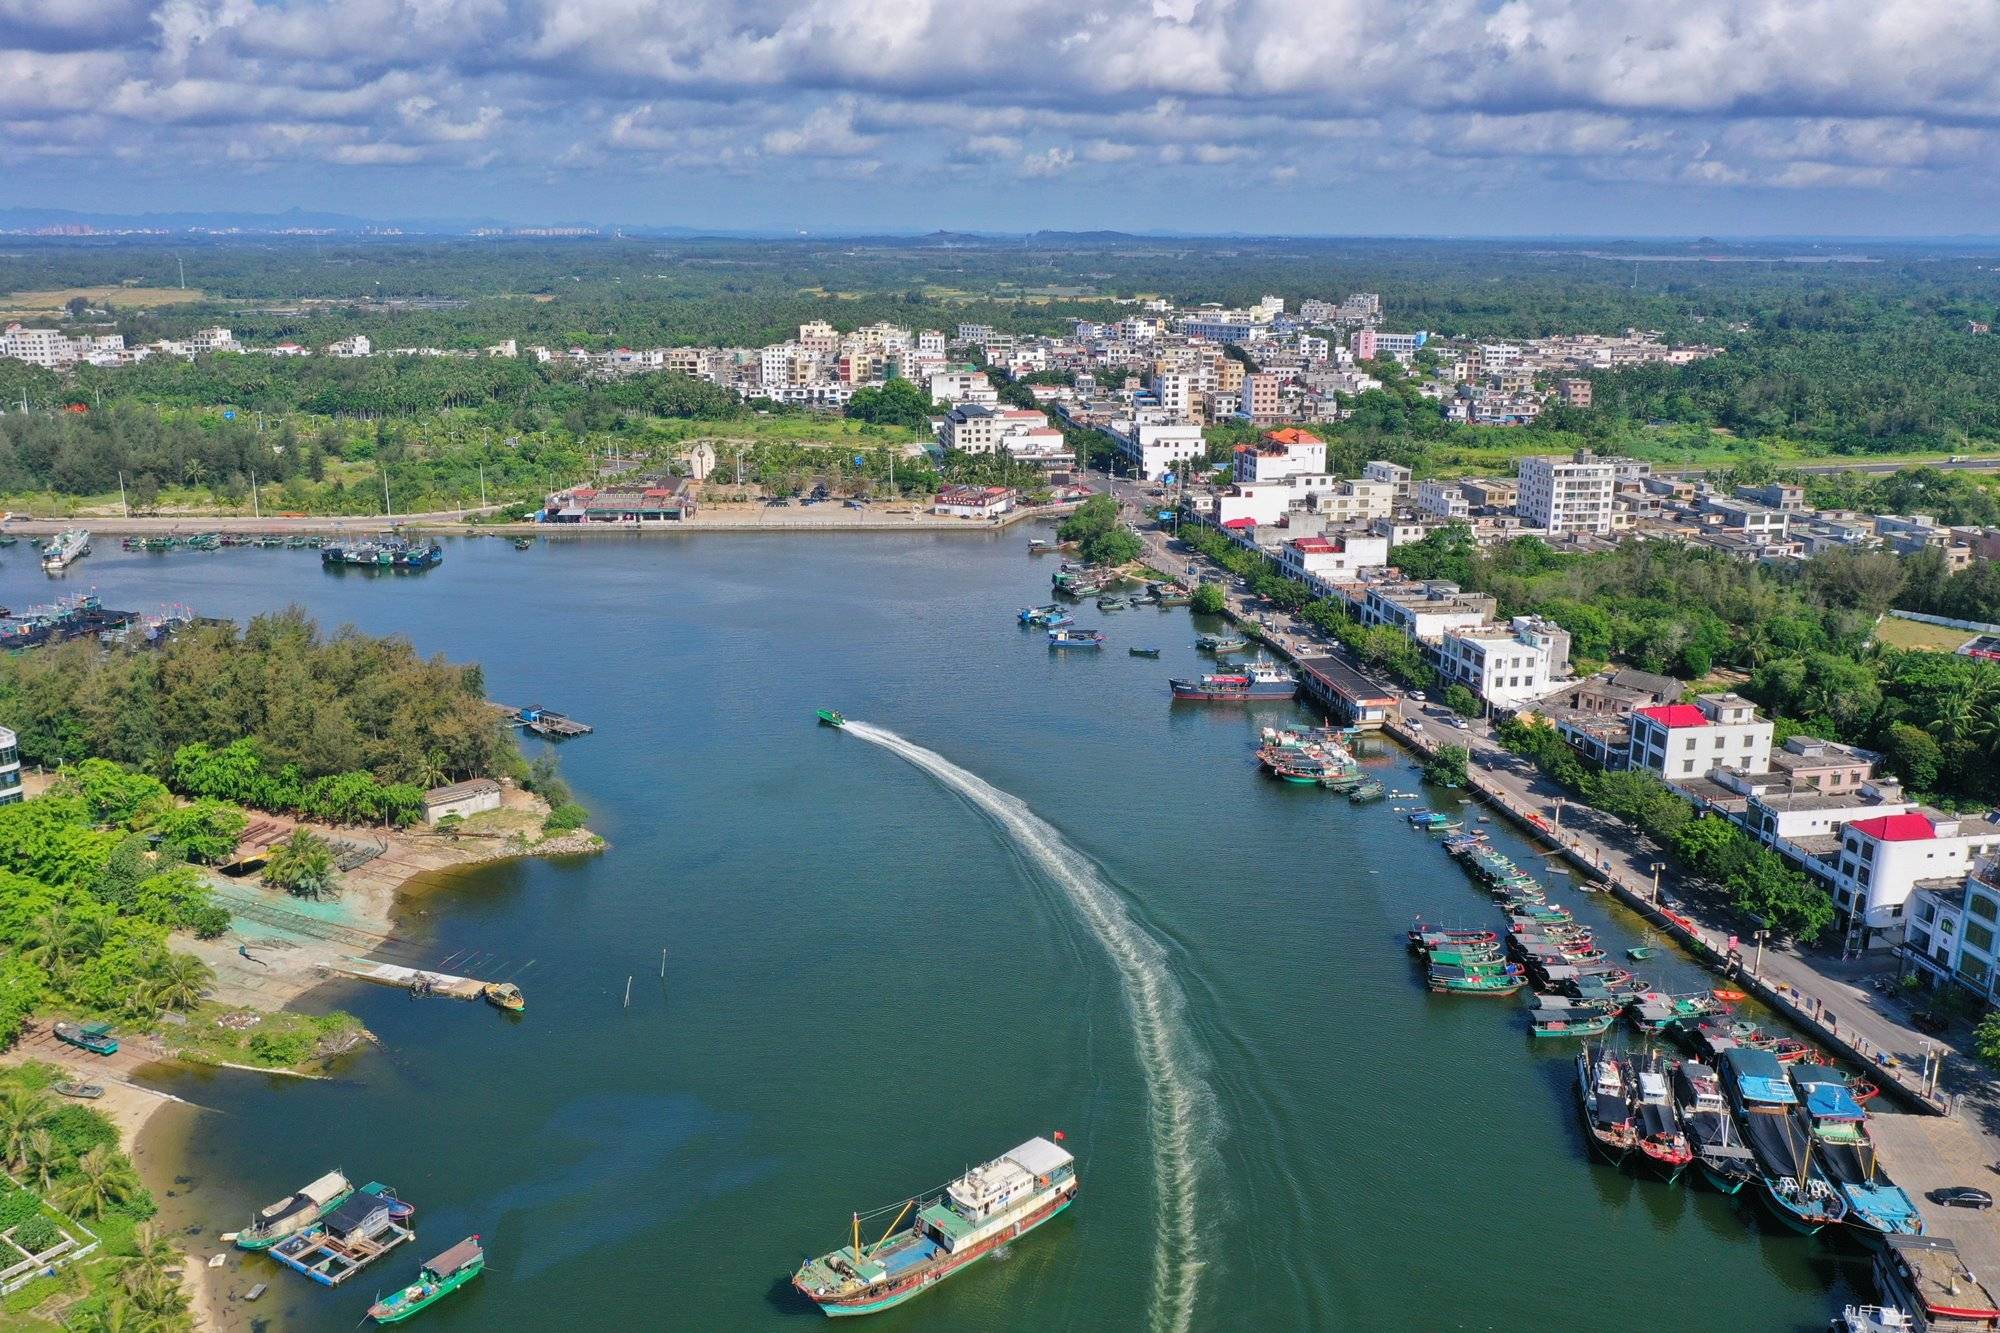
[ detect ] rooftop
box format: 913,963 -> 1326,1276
1850,812 -> 1939,842
1636,703 -> 1708,728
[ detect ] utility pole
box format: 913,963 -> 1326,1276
479,464 -> 487,509
382,463 -> 392,518
176,254 -> 186,290
118,471 -> 128,519
1651,861 -> 1664,906
250,469 -> 260,519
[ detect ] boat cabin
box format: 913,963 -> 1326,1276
920,1138 -> 1075,1254
325,1191 -> 394,1241
425,1237 -> 483,1281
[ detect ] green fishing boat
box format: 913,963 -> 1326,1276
816,709 -> 845,728
368,1236 -> 483,1324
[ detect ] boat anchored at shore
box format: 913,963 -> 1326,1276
794,1136 -> 1077,1317
236,1170 -> 355,1250
1168,660 -> 1295,701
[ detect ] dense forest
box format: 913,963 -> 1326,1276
0,608 -> 519,787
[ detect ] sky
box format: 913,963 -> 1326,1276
5,0 -> 2000,235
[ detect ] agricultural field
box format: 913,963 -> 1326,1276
1873,615 -> 1980,653
0,286 -> 207,316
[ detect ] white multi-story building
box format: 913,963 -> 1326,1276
1358,582 -> 1497,642
1416,480 -> 1470,520
1907,858 -> 2000,1000
2,325 -> 70,367
1278,531 -> 1391,590
1628,693 -> 1773,781
1111,418 -> 1206,481
940,404 -> 1059,459
0,725 -> 18,806
1153,371 -> 1198,422
1437,619 -> 1563,708
917,330 -> 946,355
1832,812 -> 2000,945
1517,450 -> 1617,535
927,370 -> 997,406
327,334 -> 372,358
1362,460 -> 1414,502
187,327 -> 239,354
1233,429 -> 1326,483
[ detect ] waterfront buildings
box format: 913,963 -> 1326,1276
933,485 -> 1015,518
1626,693 -> 1773,781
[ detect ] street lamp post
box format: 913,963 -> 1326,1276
1751,928 -> 1771,979
1650,861 -> 1665,906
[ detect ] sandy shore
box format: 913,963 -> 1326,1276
7,788 -> 601,1329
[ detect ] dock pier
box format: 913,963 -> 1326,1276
495,704 -> 594,739
332,958 -> 521,1007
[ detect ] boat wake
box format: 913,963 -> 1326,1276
843,721 -> 1212,1333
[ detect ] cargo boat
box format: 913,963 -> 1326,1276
1169,661 -> 1295,701
794,1137 -> 1077,1317
369,1236 -> 484,1324
237,1170 -> 355,1251
1721,1047 -> 1847,1234
39,529 -> 89,572
1048,628 -> 1104,649
1874,1236 -> 2000,1333
1194,634 -> 1248,653
1790,1066 -> 1924,1239
1671,1060 -> 1758,1195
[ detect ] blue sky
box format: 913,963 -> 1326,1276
4,0 -> 1998,234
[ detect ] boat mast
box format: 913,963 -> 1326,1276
852,1212 -> 861,1258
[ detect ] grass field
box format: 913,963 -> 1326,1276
0,285 -> 207,315
1874,615 -> 1979,653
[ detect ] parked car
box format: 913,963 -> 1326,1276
1932,1187 -> 1993,1209
1911,1010 -> 1952,1034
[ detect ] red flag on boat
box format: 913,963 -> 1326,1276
1053,1130 -> 1066,1141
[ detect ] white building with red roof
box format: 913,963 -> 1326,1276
1278,531 -> 1391,590
1832,810 -> 2000,943
1626,692 -> 1772,781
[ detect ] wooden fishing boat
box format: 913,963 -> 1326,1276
481,982 -> 524,1013
1128,646 -> 1162,657
53,1081 -> 104,1099
369,1236 -> 484,1324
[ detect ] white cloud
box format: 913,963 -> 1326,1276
1020,146 -> 1075,177
761,97 -> 878,157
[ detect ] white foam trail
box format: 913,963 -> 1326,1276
844,721 -> 1210,1333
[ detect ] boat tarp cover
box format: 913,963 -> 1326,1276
1805,1084 -> 1867,1121
1738,1074 -> 1797,1105
879,1237 -> 941,1277
426,1239 -> 482,1278
1845,1182 -> 1920,1227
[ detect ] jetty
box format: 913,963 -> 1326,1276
504,705 -> 594,739
332,958 -> 522,1008
270,1184 -> 413,1287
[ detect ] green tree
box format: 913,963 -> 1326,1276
1191,583 -> 1227,615
1423,745 -> 1469,788
145,953 -> 212,1012
844,379 -> 937,429
1443,684 -> 1481,718
54,1143 -> 143,1219
1884,722 -> 1945,792
261,829 -> 338,900
149,800 -> 247,864
0,1089 -> 54,1172
1081,526 -> 1141,566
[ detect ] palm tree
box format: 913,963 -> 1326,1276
145,954 -> 212,1013
116,1223 -> 187,1316
22,908 -> 95,971
0,1088 -> 55,1172
416,748 -> 450,788
21,1128 -> 57,1194
54,1143 -> 142,1220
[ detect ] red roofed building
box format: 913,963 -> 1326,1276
1835,808 -> 2000,944
933,485 -> 1014,519
1233,427 -> 1326,483
1279,530 -> 1392,586
1628,692 -> 1771,781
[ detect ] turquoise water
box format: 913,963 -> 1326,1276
1,535 -> 1864,1329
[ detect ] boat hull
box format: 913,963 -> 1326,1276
1697,1161 -> 1750,1196
1169,680 -> 1295,701
804,1185 -> 1075,1317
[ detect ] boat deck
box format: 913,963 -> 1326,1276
271,1220 -> 412,1286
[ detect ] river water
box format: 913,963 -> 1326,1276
1,534 -> 1864,1330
